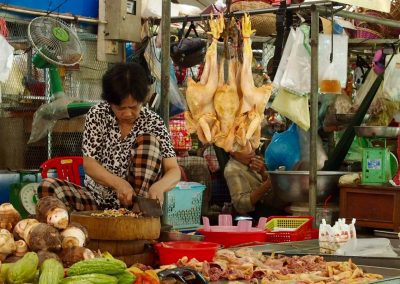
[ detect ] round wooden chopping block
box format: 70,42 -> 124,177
71,211 -> 161,240
115,251 -> 156,267
86,239 -> 151,256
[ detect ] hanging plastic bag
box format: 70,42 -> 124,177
296,126 -> 328,170
318,34 -> 348,90
264,123 -> 301,171
271,87 -> 310,131
273,28 -> 296,88
0,34 -> 14,83
320,62 -> 342,94
383,54 -> 400,102
280,25 -> 311,96
28,95 -> 72,143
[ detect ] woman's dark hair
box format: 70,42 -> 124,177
101,63 -> 150,105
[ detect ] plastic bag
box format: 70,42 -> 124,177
141,0 -> 180,18
383,54 -> 400,102
273,28 -> 296,88
280,25 -> 311,96
318,34 -> 348,89
0,34 -> 14,82
28,95 -> 72,144
319,62 -> 342,94
271,87 -> 310,131
265,123 -> 301,171
335,238 -> 398,257
144,37 -> 187,112
296,127 -> 327,170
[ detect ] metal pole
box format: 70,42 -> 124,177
320,8 -> 400,29
154,1 -> 335,24
160,0 -> 171,125
309,4 -> 319,228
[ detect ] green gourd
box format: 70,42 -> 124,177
61,273 -> 118,284
67,258 -> 126,276
7,252 -> 39,284
38,258 -> 65,284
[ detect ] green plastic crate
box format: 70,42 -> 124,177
162,182 -> 205,230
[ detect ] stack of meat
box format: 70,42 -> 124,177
184,14 -> 272,153
167,248 -> 384,283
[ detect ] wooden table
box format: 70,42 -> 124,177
339,184 -> 400,232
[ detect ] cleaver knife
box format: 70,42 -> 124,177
133,196 -> 163,217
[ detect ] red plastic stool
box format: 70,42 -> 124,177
40,156 -> 83,186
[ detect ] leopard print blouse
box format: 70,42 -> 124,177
82,102 -> 175,208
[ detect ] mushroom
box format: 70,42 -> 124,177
60,222 -> 89,248
0,203 -> 21,232
0,229 -> 16,261
36,196 -> 69,229
26,223 -> 62,252
13,219 -> 39,241
58,247 -> 95,267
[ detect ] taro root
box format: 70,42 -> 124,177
0,203 -> 21,232
60,222 -> 89,248
37,250 -> 62,266
36,196 -> 69,229
58,246 -> 95,267
26,223 -> 62,252
14,240 -> 28,257
0,229 -> 16,261
13,219 -> 39,241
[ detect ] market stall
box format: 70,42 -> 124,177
2,0 -> 400,283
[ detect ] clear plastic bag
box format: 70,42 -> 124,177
318,34 -> 348,89
320,62 -> 342,94
0,34 -> 14,83
296,127 -> 328,170
28,95 -> 72,143
335,238 -> 398,257
383,54 -> 400,102
280,26 -> 311,96
273,28 -> 296,88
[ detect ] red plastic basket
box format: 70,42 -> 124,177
154,241 -> 219,265
197,229 -> 267,248
264,216 -> 313,243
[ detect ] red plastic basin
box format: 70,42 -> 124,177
197,229 -> 267,248
155,241 -> 219,265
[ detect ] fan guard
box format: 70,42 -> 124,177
28,16 -> 82,66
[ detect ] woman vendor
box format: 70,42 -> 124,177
38,63 -> 181,211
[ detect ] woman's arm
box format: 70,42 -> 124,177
83,156 -> 134,207
148,157 -> 181,203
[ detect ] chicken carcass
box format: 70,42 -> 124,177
237,14 -> 272,149
213,57 -> 241,152
185,14 -> 224,144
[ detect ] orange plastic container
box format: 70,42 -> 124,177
155,241 -> 219,265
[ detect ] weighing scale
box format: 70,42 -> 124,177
354,126 -> 400,185
9,171 -> 40,218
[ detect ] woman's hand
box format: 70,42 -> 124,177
148,184 -> 165,205
249,155 -> 267,175
113,178 -> 134,208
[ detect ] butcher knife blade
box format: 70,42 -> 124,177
133,196 -> 163,217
